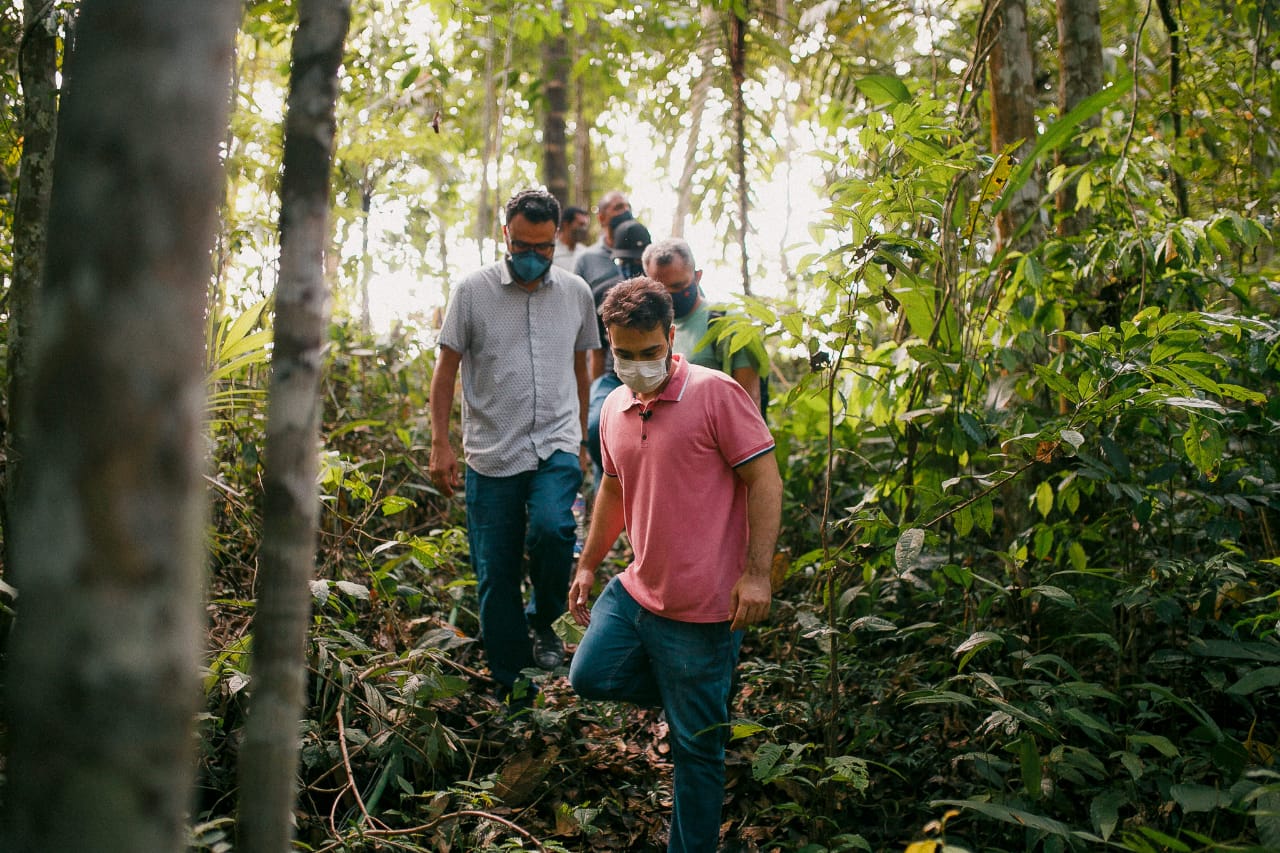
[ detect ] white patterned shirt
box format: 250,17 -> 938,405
438,260 -> 600,477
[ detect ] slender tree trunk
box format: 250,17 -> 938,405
1155,0 -> 1189,217
359,174 -> 373,333
4,0 -> 59,575
542,31 -> 570,207
1054,0 -> 1102,237
673,5 -> 719,239
572,47 -> 593,212
0,3 -> 239,851
236,3 -> 350,851
987,0 -> 1042,251
729,4 -> 752,294
476,19 -> 497,253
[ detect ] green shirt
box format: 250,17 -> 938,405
674,303 -> 754,373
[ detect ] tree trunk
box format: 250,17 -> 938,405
0,3 -> 239,851
572,49 -> 593,212
542,32 -> 570,207
236,3 -> 349,851
4,0 -> 59,577
1054,0 -> 1102,237
729,4 -> 752,295
1155,0 -> 1189,217
987,0 -> 1042,251
673,5 -> 719,239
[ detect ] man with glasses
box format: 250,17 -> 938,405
429,188 -> 599,709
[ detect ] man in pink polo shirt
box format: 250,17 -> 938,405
568,278 -> 782,853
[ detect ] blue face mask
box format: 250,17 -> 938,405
509,250 -> 552,283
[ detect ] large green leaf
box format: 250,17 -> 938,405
992,76 -> 1134,216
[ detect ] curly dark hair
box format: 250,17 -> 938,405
504,188 -> 561,227
599,277 -> 673,336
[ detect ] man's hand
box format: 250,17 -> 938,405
568,565 -> 597,626
428,443 -> 461,497
728,573 -> 772,631
579,445 -> 591,474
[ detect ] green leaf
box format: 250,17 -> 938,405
992,77 -> 1133,217
552,610 -> 584,646
954,631 -> 1003,672
1171,784 -> 1229,814
1029,585 -> 1077,609
1018,733 -> 1042,798
1060,429 -> 1084,450
930,799 -> 1093,842
334,581 -> 369,600
854,74 -> 910,104
729,722 -> 768,741
1225,666 -> 1280,696
1128,734 -> 1180,758
1091,790 -> 1127,841
1035,481 -> 1054,518
1033,364 -> 1081,404
379,495 -> 415,516
1257,790 -> 1280,850
895,528 -> 926,573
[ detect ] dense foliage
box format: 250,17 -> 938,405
2,0 -> 1279,851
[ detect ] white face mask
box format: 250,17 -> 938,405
614,355 -> 668,394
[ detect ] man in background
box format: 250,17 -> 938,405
583,217 -> 652,473
574,189 -> 631,290
642,237 -> 764,412
553,205 -> 590,271
429,188 -> 598,707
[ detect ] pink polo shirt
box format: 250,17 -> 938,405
599,354 -> 775,622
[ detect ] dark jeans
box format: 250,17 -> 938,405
464,450 -> 581,688
570,576 -> 741,853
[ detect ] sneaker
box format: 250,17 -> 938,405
530,625 -> 565,670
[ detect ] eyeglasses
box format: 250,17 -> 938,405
509,239 -> 557,254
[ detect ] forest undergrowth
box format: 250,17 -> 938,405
192,326 -> 1280,853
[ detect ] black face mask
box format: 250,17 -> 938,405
670,279 -> 700,318
608,210 -> 634,232
616,257 -> 645,279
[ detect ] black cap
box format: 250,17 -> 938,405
612,220 -> 652,260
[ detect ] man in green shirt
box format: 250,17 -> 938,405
641,237 -> 763,412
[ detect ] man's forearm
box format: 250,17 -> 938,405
579,478 -> 625,569
743,467 -> 782,580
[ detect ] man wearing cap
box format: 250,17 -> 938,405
569,277 -> 782,853
574,190 -> 632,290
429,188 -> 599,708
642,237 -> 764,412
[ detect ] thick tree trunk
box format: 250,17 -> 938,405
236,3 -> 350,851
0,2 -> 239,851
987,0 -> 1042,251
1055,0 -> 1102,236
542,32 -> 571,207
4,0 -> 59,578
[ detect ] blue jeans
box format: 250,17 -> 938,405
570,576 -> 741,853
586,372 -> 623,474
465,451 -> 582,689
